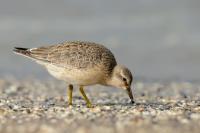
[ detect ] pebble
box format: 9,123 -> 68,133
0,79 -> 200,133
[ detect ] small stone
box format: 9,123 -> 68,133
26,108 -> 31,114
0,108 -> 6,115
104,106 -> 111,111
92,106 -> 102,112
190,113 -> 200,120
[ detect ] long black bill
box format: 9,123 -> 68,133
126,87 -> 134,104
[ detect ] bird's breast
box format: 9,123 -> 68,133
46,64 -> 106,86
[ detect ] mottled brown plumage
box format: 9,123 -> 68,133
31,41 -> 116,74
14,41 -> 134,107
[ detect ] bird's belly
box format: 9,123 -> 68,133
46,64 -> 104,86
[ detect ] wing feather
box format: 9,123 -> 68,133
27,41 -> 117,71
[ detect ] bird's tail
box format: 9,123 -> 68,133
13,47 -> 49,64
13,47 -> 31,57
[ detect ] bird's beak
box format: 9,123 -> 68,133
126,86 -> 134,104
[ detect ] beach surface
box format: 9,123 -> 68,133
0,79 -> 200,133
1,1 -> 200,133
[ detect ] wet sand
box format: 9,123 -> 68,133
0,79 -> 200,133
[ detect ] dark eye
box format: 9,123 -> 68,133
122,78 -> 127,82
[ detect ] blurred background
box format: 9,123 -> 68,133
0,0 -> 200,82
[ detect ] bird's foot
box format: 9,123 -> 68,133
130,99 -> 135,104
86,103 -> 93,108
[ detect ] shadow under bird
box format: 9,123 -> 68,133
13,41 -> 134,107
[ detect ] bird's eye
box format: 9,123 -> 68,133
122,78 -> 127,82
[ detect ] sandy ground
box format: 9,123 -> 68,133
0,78 -> 200,133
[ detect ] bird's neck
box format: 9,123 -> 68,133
104,65 -> 118,87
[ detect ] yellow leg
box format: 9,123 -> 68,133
79,86 -> 92,108
68,84 -> 73,106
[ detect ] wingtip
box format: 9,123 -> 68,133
13,47 -> 29,55
13,47 -> 20,53
13,47 -> 28,51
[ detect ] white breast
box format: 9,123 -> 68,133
45,64 -> 105,86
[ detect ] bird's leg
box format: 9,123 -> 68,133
68,84 -> 73,106
79,86 -> 92,108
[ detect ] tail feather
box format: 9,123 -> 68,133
13,47 -> 31,56
13,47 -> 50,63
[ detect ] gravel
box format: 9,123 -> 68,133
0,78 -> 200,133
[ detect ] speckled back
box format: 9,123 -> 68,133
30,41 -> 117,73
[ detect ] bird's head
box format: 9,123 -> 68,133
107,65 -> 134,103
